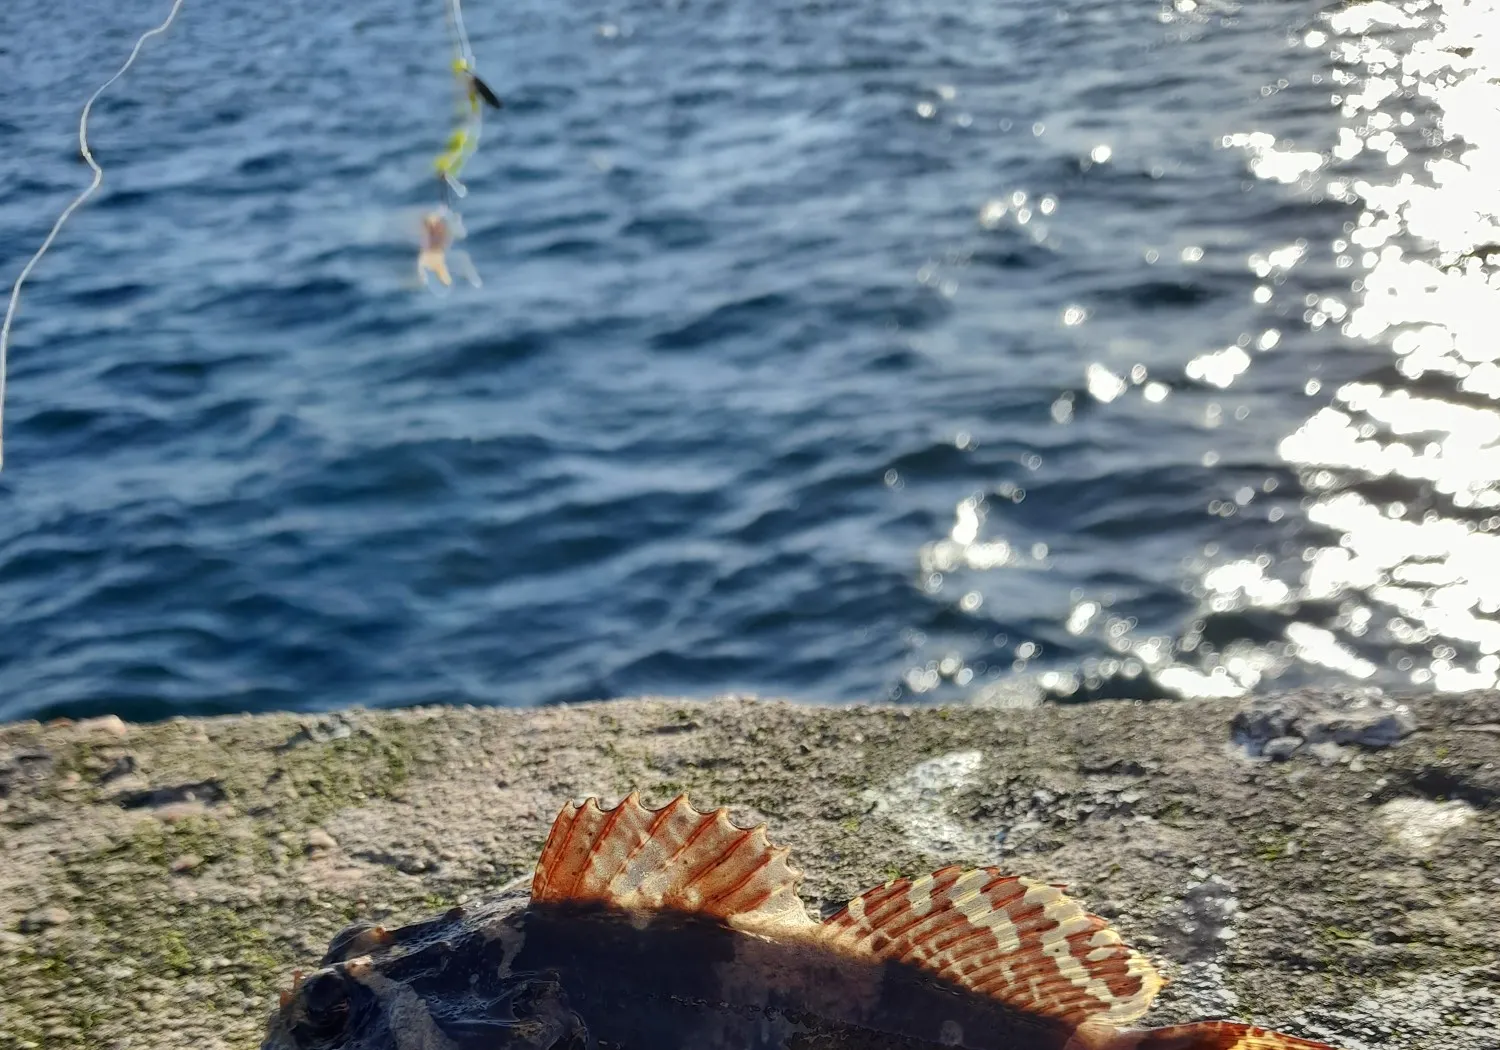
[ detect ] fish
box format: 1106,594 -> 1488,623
261,792 -> 1340,1050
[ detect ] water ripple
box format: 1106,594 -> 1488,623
0,0 -> 1487,719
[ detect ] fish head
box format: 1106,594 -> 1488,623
261,895 -> 587,1050
260,964 -> 387,1050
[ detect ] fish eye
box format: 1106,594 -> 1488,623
321,921 -> 380,965
293,971 -> 352,1044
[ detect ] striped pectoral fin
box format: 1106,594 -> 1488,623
1093,1022 -> 1341,1050
531,791 -> 819,932
818,866 -> 1164,1029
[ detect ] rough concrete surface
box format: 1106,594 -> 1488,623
1,690 -> 1497,1050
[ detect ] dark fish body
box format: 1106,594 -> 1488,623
262,794 -> 1340,1050
494,902 -> 1069,1049
286,897 -> 1071,1049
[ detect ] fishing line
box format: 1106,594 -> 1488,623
0,0 -> 188,473
420,0 -> 501,290
433,0 -> 501,202
446,0 -> 477,71
1,0 -> 497,465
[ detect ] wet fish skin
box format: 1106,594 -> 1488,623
261,792 -> 1340,1050
265,894 -> 1071,1050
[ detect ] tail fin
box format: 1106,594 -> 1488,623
1106,1021 -> 1339,1050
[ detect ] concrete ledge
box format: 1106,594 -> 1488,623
1,690 -> 1497,1050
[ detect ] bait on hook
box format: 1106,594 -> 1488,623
0,0 -> 502,469
422,0 -> 502,290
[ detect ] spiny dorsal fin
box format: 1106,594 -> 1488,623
819,866 -> 1163,1028
531,791 -> 816,931
1099,1022 -> 1339,1050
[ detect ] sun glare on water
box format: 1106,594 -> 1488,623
908,0 -> 1500,701
1272,0 -> 1500,692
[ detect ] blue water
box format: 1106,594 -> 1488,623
1,0 -> 1490,722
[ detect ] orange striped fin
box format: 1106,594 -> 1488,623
820,866 -> 1164,1027
531,792 -> 816,932
1105,1022 -> 1339,1050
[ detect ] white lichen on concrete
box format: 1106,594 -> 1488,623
1376,797 -> 1476,855
866,750 -> 991,861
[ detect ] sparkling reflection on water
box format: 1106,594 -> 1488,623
912,0 -> 1500,703
1,0 -> 1493,718
1278,0 -> 1500,692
